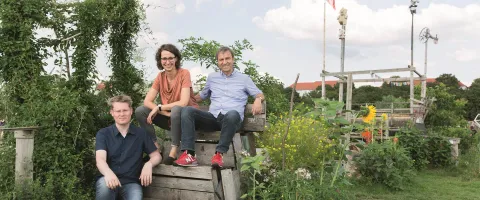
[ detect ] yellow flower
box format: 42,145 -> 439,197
362,105 -> 376,124
381,113 -> 388,121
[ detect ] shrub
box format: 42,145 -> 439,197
397,128 -> 454,169
355,141 -> 414,190
259,113 -> 339,171
397,128 -> 430,170
436,127 -> 479,155
246,168 -> 353,200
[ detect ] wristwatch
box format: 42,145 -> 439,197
157,104 -> 163,111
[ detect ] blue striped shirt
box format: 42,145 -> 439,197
200,70 -> 262,120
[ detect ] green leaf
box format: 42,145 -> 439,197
240,165 -> 250,172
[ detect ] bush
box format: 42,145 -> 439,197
355,141 -> 414,190
0,76 -> 105,198
436,127 -> 479,155
397,128 -> 454,169
257,170 -> 353,200
456,142 -> 480,180
397,128 -> 430,170
260,113 -> 339,171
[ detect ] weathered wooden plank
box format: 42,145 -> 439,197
244,132 -> 257,156
162,141 -> 236,168
232,133 -> 242,170
212,169 -> 224,200
232,170 -> 242,198
150,176 -> 214,192
144,187 -> 215,200
195,143 -> 235,168
152,164 -> 213,179
242,116 -> 266,132
221,169 -> 239,200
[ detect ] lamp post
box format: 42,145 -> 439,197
338,8 -> 348,102
409,0 -> 419,115
419,27 -> 438,100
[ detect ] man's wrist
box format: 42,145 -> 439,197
157,104 -> 162,111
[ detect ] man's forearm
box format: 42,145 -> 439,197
255,93 -> 265,102
194,94 -> 203,103
148,154 -> 162,167
97,160 -> 114,176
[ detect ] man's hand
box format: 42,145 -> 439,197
252,99 -> 263,115
147,106 -> 159,124
104,171 -> 122,189
140,161 -> 153,186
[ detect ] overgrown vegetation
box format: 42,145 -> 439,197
0,0 -> 144,198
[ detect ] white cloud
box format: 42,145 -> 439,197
175,2 -> 186,14
253,0 -> 480,46
452,48 -> 477,62
196,0 -> 212,7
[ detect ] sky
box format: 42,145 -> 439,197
43,0 -> 480,87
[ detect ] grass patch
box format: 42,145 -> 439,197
346,169 -> 480,200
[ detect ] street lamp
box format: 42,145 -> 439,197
409,0 -> 419,115
338,8 -> 348,102
419,27 -> 439,99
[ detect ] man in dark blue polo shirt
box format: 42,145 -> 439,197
95,95 -> 162,200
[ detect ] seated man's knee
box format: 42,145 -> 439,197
225,110 -> 241,122
95,177 -> 115,199
171,106 -> 183,120
134,106 -> 148,118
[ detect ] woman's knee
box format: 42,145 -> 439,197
134,106 -> 149,118
181,106 -> 196,118
171,106 -> 183,120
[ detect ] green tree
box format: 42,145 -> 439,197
465,78 -> 480,120
435,73 -> 465,99
353,85 -> 384,106
0,0 -> 145,198
425,83 -> 466,128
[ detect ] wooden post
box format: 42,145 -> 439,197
0,127 -> 39,185
346,74 -> 353,122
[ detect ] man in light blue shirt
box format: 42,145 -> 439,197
174,46 -> 265,168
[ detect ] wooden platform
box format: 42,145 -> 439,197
144,102 -> 266,200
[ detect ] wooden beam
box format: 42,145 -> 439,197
322,67 -> 415,77
339,77 -> 422,83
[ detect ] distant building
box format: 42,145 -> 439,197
289,78 -> 467,96
288,81 -> 337,96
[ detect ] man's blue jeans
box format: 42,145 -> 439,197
95,177 -> 142,200
180,106 -> 242,153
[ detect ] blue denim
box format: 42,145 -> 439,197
180,106 -> 242,153
95,177 -> 143,200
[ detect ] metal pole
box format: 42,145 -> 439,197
409,9 -> 415,115
421,40 -> 428,99
339,25 -> 345,102
321,1 -> 326,99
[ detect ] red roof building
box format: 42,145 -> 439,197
289,78 -> 467,94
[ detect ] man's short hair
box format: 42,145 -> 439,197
216,46 -> 235,60
155,44 -> 182,70
108,95 -> 133,109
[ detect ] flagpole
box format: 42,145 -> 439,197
321,0 -> 326,100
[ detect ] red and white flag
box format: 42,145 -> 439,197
327,0 -> 336,10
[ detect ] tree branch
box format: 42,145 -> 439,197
282,73 -> 300,170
